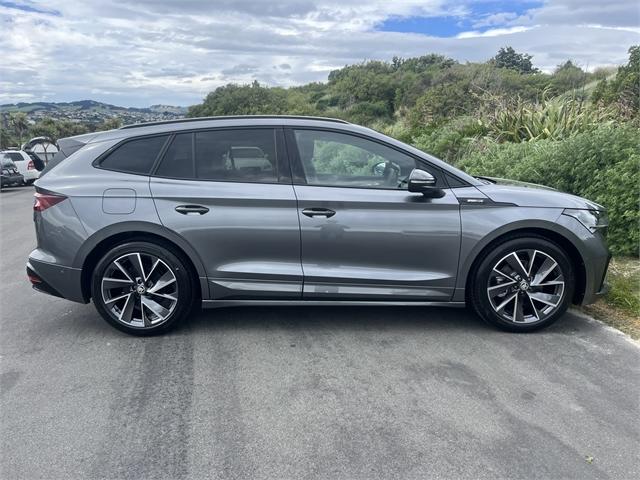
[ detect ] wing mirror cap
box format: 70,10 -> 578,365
407,169 -> 444,197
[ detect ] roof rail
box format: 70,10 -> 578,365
120,115 -> 349,129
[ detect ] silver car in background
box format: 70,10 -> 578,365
27,116 -> 610,335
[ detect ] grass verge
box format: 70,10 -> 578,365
583,257 -> 640,340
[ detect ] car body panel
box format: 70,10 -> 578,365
150,177 -> 303,300
293,185 -> 461,300
28,116 -> 610,313
478,183 -> 605,210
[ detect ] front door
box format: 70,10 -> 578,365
150,127 -> 302,300
288,128 -> 461,300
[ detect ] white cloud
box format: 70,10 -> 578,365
1,0 -> 638,106
456,26 -> 534,39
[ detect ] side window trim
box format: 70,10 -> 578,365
150,126 -> 285,184
285,127 -> 451,190
93,133 -> 172,176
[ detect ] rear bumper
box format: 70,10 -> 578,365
27,254 -> 87,304
22,170 -> 40,182
1,174 -> 24,187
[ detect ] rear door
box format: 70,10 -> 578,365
287,128 -> 461,301
150,127 -> 302,300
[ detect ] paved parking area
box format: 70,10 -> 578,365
1,186 -> 639,479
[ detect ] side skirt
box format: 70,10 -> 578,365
202,300 -> 466,309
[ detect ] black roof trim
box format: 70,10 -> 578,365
120,115 -> 350,130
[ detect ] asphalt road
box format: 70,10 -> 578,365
1,186 -> 639,480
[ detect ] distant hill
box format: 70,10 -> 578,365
0,100 -> 188,125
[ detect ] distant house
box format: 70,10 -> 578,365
22,137 -> 58,165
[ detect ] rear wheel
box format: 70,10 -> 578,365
470,236 -> 574,332
91,241 -> 195,335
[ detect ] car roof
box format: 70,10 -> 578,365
85,115 -> 355,143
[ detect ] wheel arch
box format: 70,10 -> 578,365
75,221 -> 208,302
462,225 -> 587,305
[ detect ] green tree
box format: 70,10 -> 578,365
592,45 -> 639,118
99,117 -> 123,130
551,60 -> 588,94
491,47 -> 539,74
8,112 -> 29,145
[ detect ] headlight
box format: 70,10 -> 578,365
562,208 -> 608,233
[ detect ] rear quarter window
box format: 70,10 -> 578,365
99,135 -> 169,174
4,152 -> 24,162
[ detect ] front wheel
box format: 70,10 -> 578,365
470,236 -> 574,332
91,241 -> 196,336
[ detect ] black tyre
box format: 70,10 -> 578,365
91,241 -> 196,336
470,236 -> 574,332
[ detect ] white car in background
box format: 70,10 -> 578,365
0,150 -> 40,184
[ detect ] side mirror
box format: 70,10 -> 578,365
372,161 -> 386,176
407,169 -> 444,197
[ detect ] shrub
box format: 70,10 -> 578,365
458,124 -> 640,256
482,92 -> 614,142
410,117 -> 487,163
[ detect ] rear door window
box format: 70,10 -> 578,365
195,129 -> 277,183
154,128 -> 279,183
154,133 -> 194,179
100,135 -> 169,174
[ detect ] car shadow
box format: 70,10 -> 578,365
183,305 -> 490,335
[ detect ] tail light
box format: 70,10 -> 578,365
28,160 -> 35,170
34,191 -> 67,212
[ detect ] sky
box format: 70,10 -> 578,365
1,0 -> 639,107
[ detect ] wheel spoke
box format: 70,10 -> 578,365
127,253 -> 146,280
119,293 -> 135,322
530,280 -> 564,289
505,252 -> 529,279
140,296 -> 150,327
102,277 -> 133,288
488,281 -> 516,296
532,257 -> 558,286
527,250 -> 538,276
495,292 -> 517,312
142,296 -> 171,321
148,291 -> 177,302
148,271 -> 176,293
105,292 -> 132,304
146,258 -> 161,281
513,294 -> 525,322
528,291 -> 562,308
493,267 -> 514,282
525,293 -> 540,320
114,260 -> 133,282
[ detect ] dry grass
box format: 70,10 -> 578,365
583,257 -> 640,340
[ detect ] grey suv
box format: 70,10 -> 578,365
27,116 -> 610,335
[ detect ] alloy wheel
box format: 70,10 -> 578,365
100,252 -> 178,328
487,249 -> 565,324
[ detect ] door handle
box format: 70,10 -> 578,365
302,208 -> 336,218
175,205 -> 210,215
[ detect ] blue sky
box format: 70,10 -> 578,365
379,1 -> 542,37
1,1 -> 638,107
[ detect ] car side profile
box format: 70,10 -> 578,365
27,116 -> 610,335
